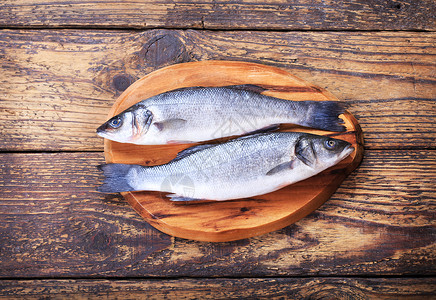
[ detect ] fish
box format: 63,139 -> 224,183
96,85 -> 347,145
97,132 -> 354,201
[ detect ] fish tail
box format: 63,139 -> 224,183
304,101 -> 347,132
97,163 -> 140,193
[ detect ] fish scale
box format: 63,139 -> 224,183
97,85 -> 346,145
98,132 -> 354,201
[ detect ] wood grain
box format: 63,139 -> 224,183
0,151 -> 434,277
0,30 -> 434,151
1,0 -> 435,30
0,278 -> 434,299
1,0 -> 434,294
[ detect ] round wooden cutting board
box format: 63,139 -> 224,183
103,61 -> 364,242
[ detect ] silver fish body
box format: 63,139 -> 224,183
97,85 -> 346,145
98,132 -> 354,201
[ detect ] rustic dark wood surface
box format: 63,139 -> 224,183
1,0 -> 435,30
0,278 -> 435,299
0,0 -> 435,298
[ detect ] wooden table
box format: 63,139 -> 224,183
0,1 -> 435,298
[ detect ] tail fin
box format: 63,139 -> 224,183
97,163 -> 137,193
305,101 -> 347,132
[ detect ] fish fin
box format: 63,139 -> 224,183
167,140 -> 194,144
154,118 -> 187,132
165,85 -> 267,94
232,132 -> 269,142
304,101 -> 347,132
295,136 -> 317,167
223,84 -> 267,94
171,143 -> 217,162
243,124 -> 280,136
97,163 -> 138,193
163,86 -> 203,94
167,194 -> 203,202
266,160 -> 296,176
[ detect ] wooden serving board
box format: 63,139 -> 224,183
103,61 -> 364,242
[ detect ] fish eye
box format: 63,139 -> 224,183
109,117 -> 122,129
324,139 -> 337,150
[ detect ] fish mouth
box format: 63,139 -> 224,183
341,144 -> 355,158
96,124 -> 104,133
96,122 -> 109,135
96,124 -> 110,138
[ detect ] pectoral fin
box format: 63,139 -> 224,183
154,118 -> 187,131
266,160 -> 295,176
295,137 -> 317,167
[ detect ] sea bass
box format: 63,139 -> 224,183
98,132 -> 354,201
97,85 -> 346,145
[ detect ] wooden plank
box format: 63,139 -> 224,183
0,0 -> 435,30
0,30 -> 435,151
0,151 -> 434,277
0,278 -> 435,299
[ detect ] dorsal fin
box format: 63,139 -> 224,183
164,84 -> 267,95
232,132 -> 271,142
242,124 -> 279,136
166,86 -> 203,93
171,143 -> 218,162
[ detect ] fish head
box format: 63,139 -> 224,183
96,105 -> 153,144
295,134 -> 354,169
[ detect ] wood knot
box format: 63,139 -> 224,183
87,231 -> 111,253
141,34 -> 189,67
113,74 -> 134,91
391,2 -> 403,9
